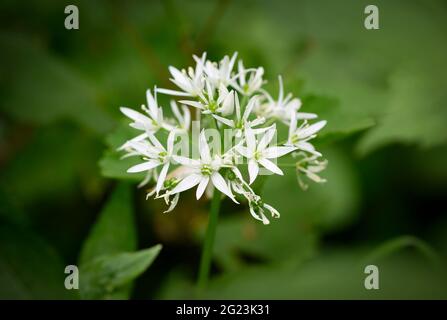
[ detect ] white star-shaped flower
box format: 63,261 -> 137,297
237,126 -> 296,184
212,94 -> 265,135
126,130 -> 176,194
287,112 -> 327,156
171,130 -> 238,202
232,60 -> 264,96
120,88 -> 171,134
157,53 -> 207,97
201,52 -> 238,88
257,76 -> 317,123
179,82 -> 234,117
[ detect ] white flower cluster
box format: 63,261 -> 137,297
119,52 -> 327,224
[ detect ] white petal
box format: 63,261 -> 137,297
248,159 -> 259,184
299,120 -> 327,139
245,126 -> 257,153
219,90 -> 234,115
196,176 -> 209,199
249,207 -> 270,225
259,158 -> 283,175
170,100 -> 183,123
182,105 -> 191,129
147,132 -> 164,150
157,88 -> 192,97
306,170 -> 326,183
264,203 -> 280,218
170,173 -> 202,194
250,117 -> 265,127
278,75 -> 284,103
211,172 -> 238,203
146,89 -> 158,119
125,141 -> 152,157
138,172 -> 153,188
179,100 -> 204,109
127,161 -> 160,173
120,107 -> 151,123
242,95 -> 258,120
236,146 -> 251,158
263,146 -> 297,159
249,207 -> 264,223
169,66 -> 189,88
156,163 -> 170,193
164,193 -> 180,213
297,112 -> 317,120
288,111 -> 297,139
228,52 -> 238,76
166,130 -> 176,154
233,167 -> 244,181
258,126 -> 276,150
118,132 -> 147,151
234,94 -> 241,120
261,213 -> 270,225
173,155 -> 200,167
212,114 -> 234,127
199,130 -> 211,162
296,141 -> 321,156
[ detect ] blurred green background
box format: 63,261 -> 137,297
1,0 -> 447,299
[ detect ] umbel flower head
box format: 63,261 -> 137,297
119,52 -> 327,224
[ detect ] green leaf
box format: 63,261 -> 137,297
78,182 -> 162,299
79,183 -> 137,265
79,245 -> 162,300
0,222 -> 76,299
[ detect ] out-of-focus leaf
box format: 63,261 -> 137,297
262,147 -> 360,231
160,245 -> 447,299
210,0 -> 447,149
0,222 -> 76,299
0,32 -> 114,134
358,64 -> 447,155
0,187 -> 28,226
214,216 -> 318,271
80,245 -> 161,300
0,124 -> 103,206
213,147 -> 359,270
302,95 -> 375,139
99,122 -> 146,181
79,183 -> 137,264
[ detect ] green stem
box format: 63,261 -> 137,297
197,189 -> 222,289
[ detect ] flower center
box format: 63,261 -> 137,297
200,164 -> 213,176
207,100 -> 218,113
254,150 -> 262,160
163,178 -> 178,190
158,151 -> 167,162
291,134 -> 299,144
